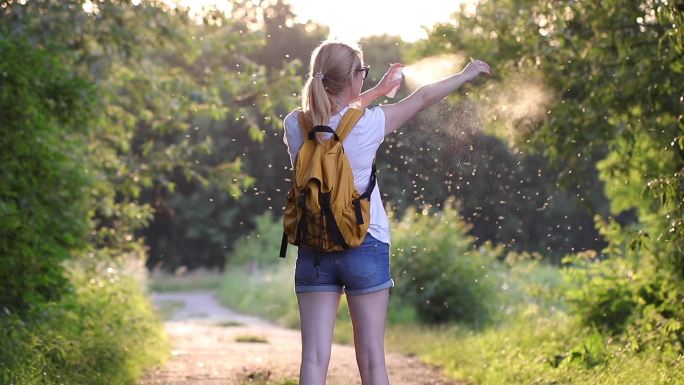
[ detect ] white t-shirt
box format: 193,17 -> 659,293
282,105 -> 391,245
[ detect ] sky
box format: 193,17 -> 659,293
167,0 -> 476,42
285,0 -> 475,42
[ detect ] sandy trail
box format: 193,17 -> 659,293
138,290 -> 465,385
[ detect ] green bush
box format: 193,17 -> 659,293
227,211 -> 296,269
0,31 -> 169,385
563,220 -> 684,355
0,37 -> 93,314
563,250 -> 638,335
390,198 -> 505,327
0,260 -> 170,385
500,250 -> 568,313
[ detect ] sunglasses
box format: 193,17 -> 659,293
356,65 -> 370,80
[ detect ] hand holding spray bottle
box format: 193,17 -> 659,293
384,65 -> 403,98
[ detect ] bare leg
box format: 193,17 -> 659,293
297,291 -> 341,385
347,288 -> 391,385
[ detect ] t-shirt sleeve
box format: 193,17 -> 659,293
282,110 -> 302,168
366,105 -> 386,144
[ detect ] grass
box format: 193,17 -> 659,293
216,320 -> 244,327
146,266 -> 224,292
0,259 -> 171,385
235,334 -> 269,343
236,365 -> 298,384
384,308 -> 684,385
236,367 -> 298,385
217,258 -> 302,329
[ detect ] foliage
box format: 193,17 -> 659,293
2,0 -> 610,275
219,258 -> 301,329
421,0 -> 684,352
0,1 -> 217,382
499,250 -> 568,312
385,310 -> 684,385
1,0 -> 300,272
227,211 -> 296,269
0,0 -> 174,275
562,245 -> 684,355
354,33 -> 606,263
136,0 -> 612,272
562,250 -> 639,335
217,213 -> 313,330
376,119 -> 605,263
2,0 -> 681,382
0,38 -> 92,314
390,198 -> 505,326
137,0 -> 309,271
0,261 -> 169,385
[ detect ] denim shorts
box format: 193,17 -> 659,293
294,233 -> 394,296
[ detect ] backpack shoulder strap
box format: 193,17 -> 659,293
297,110 -> 311,139
336,108 -> 365,142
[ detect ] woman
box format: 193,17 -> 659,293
282,40 -> 491,385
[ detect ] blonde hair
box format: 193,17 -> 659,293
301,40 -> 363,141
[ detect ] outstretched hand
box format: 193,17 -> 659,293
461,59 -> 492,82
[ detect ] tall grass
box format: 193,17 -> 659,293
0,260 -> 170,385
218,259 -> 301,329
385,308 -> 683,385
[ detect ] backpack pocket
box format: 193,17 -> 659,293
335,192 -> 371,248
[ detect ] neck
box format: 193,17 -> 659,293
330,97 -> 349,115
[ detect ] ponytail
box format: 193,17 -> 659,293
301,40 -> 362,143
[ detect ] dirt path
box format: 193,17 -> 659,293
138,290 -> 465,385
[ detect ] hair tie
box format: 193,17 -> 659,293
313,71 -> 325,80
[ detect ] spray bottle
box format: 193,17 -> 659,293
385,67 -> 403,98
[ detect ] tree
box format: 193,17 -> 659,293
0,38 -> 93,313
425,0 -> 683,350
359,32 -> 605,260
1,0 -> 301,272
140,0 -> 327,271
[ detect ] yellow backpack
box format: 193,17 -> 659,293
279,108 -> 376,258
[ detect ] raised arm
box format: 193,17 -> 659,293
351,87 -> 383,111
381,59 -> 491,136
